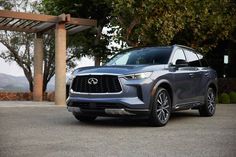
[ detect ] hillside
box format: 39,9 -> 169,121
0,73 -> 54,92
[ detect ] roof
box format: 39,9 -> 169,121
0,10 -> 97,34
173,44 -> 195,51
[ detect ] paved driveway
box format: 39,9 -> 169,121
0,102 -> 235,157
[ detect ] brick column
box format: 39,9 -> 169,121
55,23 -> 66,105
33,33 -> 44,101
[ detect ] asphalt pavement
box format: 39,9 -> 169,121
0,101 -> 235,157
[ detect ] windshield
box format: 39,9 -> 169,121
106,47 -> 172,66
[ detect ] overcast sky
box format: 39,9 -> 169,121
0,43 -> 94,76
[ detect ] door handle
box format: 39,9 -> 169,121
204,73 -> 209,77
189,73 -> 194,78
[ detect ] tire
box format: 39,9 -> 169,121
72,112 -> 97,122
149,88 -> 171,127
199,87 -> 216,117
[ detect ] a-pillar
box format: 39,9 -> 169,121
55,23 -> 66,105
33,33 -> 44,101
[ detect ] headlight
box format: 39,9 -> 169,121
124,72 -> 153,80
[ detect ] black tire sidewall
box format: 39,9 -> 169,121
149,88 -> 171,126
199,87 -> 216,116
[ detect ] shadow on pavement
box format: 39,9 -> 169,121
61,110 -> 201,128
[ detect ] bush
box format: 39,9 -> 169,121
229,91 -> 236,103
216,96 -> 219,104
220,93 -> 230,104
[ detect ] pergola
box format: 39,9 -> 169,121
0,10 -> 97,105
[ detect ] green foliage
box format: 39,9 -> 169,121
41,0 -> 114,65
172,0 -> 236,53
229,92 -> 236,103
0,0 -> 14,10
220,93 -> 230,104
111,0 -> 186,47
111,0 -> 236,53
42,0 -> 236,61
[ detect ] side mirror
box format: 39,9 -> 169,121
175,59 -> 188,67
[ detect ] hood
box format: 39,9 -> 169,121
73,65 -> 166,76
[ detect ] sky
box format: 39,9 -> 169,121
0,43 -> 94,76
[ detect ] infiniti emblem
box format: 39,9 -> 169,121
88,78 -> 98,85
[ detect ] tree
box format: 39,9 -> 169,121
41,0 -> 114,66
172,0 -> 236,53
111,0 -> 186,47
0,32 -> 35,91
111,0 -> 236,53
0,1 -> 55,92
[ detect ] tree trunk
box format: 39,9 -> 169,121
94,56 -> 101,66
29,80 -> 34,92
43,79 -> 47,93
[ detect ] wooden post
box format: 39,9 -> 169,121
33,33 -> 43,101
55,23 -> 66,105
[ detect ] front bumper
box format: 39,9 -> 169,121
67,106 -> 149,116
67,77 -> 153,116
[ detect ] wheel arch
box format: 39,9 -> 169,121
151,80 -> 174,108
207,81 -> 218,95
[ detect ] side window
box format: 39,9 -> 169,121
171,48 -> 186,65
196,53 -> 209,67
184,49 -> 201,67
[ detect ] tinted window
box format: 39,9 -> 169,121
184,49 -> 201,67
106,47 -> 172,65
196,53 -> 209,67
171,48 -> 186,65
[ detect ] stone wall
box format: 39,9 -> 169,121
0,92 -> 55,101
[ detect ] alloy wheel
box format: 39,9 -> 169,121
155,90 -> 170,123
207,89 -> 215,114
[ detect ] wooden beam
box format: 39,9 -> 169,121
3,18 -> 13,26
16,20 -> 28,27
0,10 -> 66,23
0,10 -> 97,34
68,26 -> 91,34
11,19 -> 21,26
23,20 -> 35,27
28,21 -> 41,29
0,25 -> 36,33
36,23 -> 55,33
67,17 -> 97,26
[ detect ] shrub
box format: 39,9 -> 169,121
216,96 -> 219,103
229,91 -> 236,103
220,93 -> 230,104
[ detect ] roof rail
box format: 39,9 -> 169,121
173,44 -> 195,50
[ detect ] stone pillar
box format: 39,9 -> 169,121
55,23 -> 66,106
33,33 -> 44,101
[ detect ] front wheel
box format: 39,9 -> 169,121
199,87 -> 216,116
149,88 -> 171,127
72,112 -> 97,122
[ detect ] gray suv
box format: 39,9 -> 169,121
67,45 -> 217,126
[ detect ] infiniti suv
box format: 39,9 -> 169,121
67,45 -> 217,126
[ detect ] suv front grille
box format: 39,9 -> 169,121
71,75 -> 122,93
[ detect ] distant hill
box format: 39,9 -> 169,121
0,73 -> 55,92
